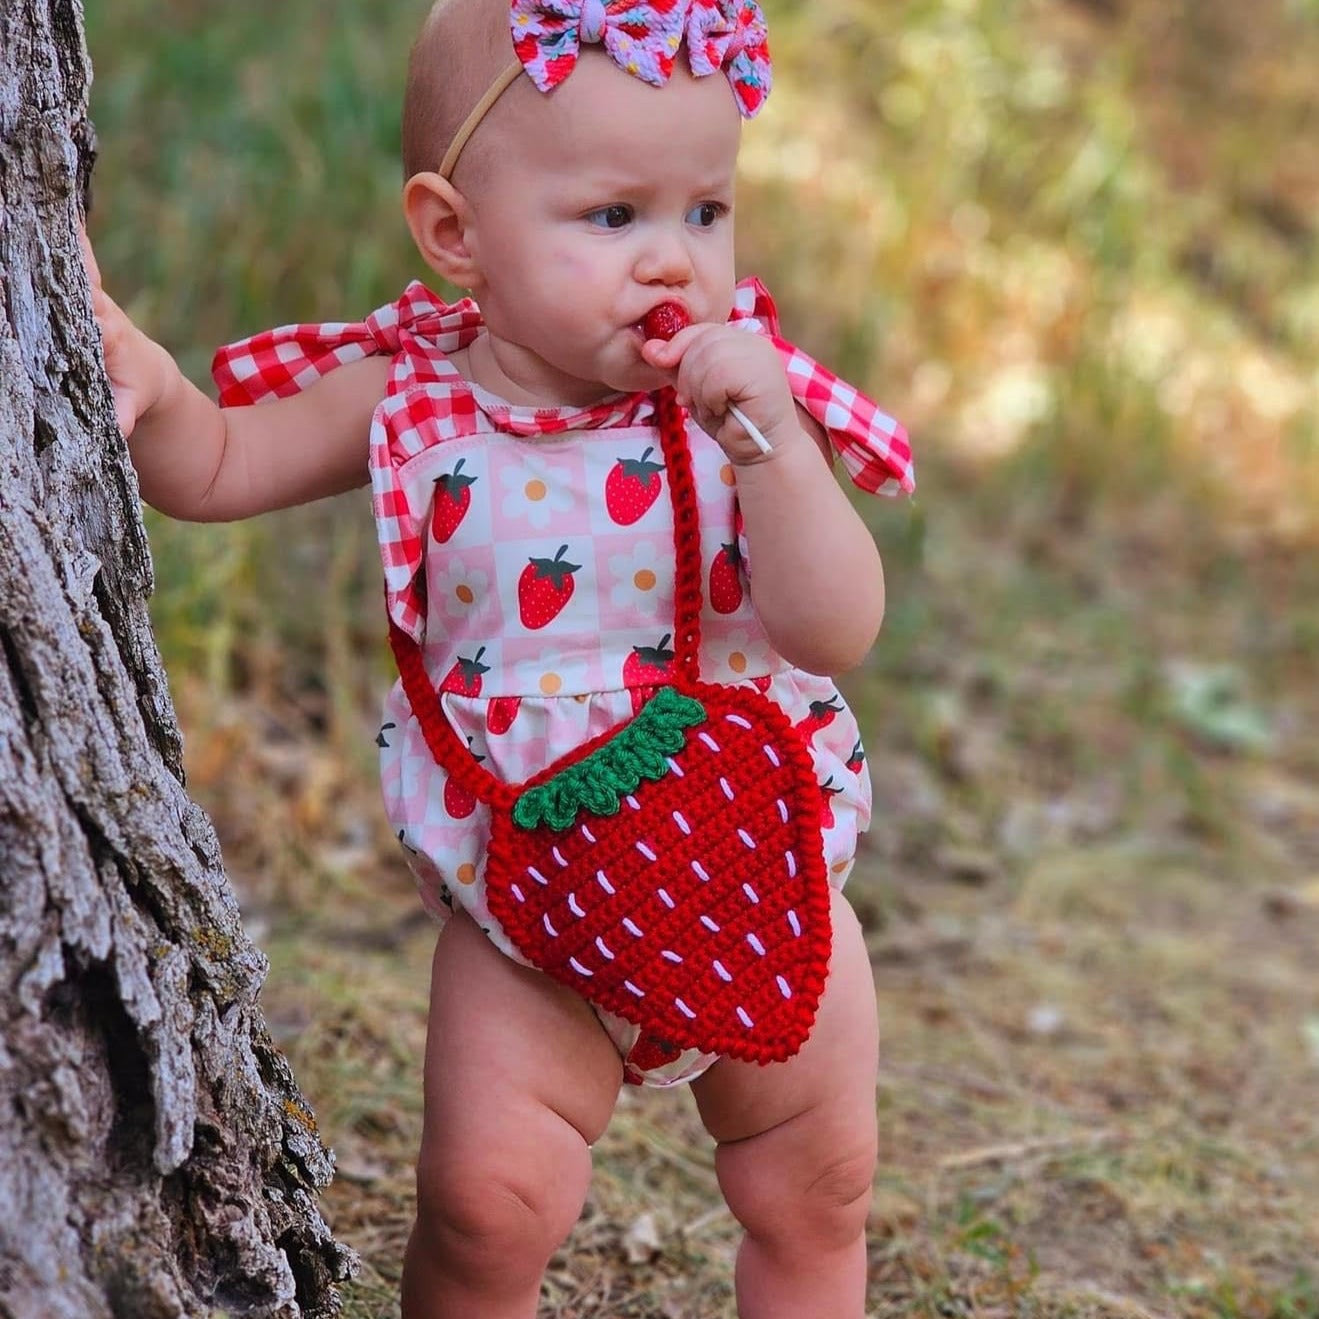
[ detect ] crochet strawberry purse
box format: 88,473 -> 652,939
389,390 -> 832,1069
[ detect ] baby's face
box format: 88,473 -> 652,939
460,52 -> 742,407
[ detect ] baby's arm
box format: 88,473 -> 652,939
86,234 -> 386,522
645,327 -> 885,676
729,417 -> 885,675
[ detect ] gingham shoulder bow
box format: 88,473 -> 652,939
212,283 -> 481,406
728,280 -> 914,496
211,278 -> 914,496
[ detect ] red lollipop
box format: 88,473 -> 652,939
643,301 -> 692,342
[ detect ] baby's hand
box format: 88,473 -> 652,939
80,227 -> 175,438
643,323 -> 798,465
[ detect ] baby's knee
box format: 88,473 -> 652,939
720,1135 -> 877,1251
801,1146 -> 878,1239
412,1147 -> 589,1283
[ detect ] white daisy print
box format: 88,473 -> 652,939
432,555 -> 494,622
511,651 -> 594,699
499,460 -> 575,530
713,625 -> 773,683
607,540 -> 664,612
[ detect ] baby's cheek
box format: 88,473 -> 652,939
549,246 -> 597,286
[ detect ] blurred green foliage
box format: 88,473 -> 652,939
86,0 -> 1317,713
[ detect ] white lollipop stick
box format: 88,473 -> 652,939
729,403 -> 774,456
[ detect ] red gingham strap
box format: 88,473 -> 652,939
728,279 -> 914,496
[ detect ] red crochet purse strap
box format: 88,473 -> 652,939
390,388 -> 707,795
388,618 -> 520,811
654,388 -> 704,689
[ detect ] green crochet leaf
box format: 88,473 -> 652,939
512,687 -> 706,833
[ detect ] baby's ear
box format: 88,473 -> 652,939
403,172 -> 481,288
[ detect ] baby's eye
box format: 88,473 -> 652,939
586,204 -> 634,230
686,202 -> 727,228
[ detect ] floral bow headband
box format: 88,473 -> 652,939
439,0 -> 773,178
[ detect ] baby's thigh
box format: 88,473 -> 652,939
691,889 -> 879,1146
417,911 -> 624,1169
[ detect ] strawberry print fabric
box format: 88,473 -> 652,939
508,0 -> 774,119
684,0 -> 772,117
512,0 -> 687,94
214,281 -> 912,1085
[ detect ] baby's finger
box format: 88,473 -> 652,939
639,340 -> 678,375
112,386 -> 138,439
91,283 -> 115,332
674,338 -> 727,416
92,288 -> 127,360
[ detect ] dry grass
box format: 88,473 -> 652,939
180,487 -> 1319,1316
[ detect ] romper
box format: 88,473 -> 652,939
214,279 -> 914,1086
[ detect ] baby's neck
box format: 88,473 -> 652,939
462,332 -> 620,410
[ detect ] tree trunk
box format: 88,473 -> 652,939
0,5 -> 356,1316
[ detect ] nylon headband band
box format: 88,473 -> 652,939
438,62 -> 525,179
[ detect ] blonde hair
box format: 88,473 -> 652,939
401,0 -> 517,181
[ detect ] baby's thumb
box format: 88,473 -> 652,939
641,322 -> 704,372
639,337 -> 680,374
111,384 -> 139,439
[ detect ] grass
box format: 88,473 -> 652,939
84,0 -> 1319,1314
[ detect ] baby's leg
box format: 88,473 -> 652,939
402,911 -> 623,1319
691,888 -> 879,1319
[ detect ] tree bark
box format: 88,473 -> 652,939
0,5 -> 356,1316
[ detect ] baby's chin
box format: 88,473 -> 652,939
517,347 -> 669,405
598,357 -> 671,398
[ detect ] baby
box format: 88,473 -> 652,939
88,1 -> 915,1315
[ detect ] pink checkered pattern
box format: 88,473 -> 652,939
212,283 -> 487,405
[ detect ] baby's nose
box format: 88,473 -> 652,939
636,229 -> 694,286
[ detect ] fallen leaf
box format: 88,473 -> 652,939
622,1212 -> 664,1265
1304,1018 -> 1319,1070
1164,660 -> 1274,753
